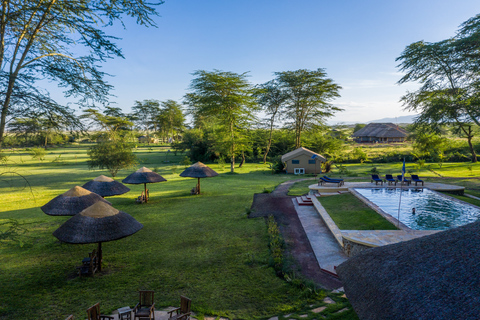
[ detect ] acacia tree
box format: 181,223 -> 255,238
275,69 -> 342,148
397,36 -> 479,162
255,80 -> 286,163
81,107 -> 133,141
184,70 -> 258,173
156,100 -> 185,143
0,0 -> 161,148
132,99 -> 160,144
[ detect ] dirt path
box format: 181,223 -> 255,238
250,178 -> 343,290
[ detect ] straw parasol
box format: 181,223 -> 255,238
336,220 -> 480,320
82,175 -> 131,197
179,161 -> 218,194
41,186 -> 111,216
53,201 -> 143,271
122,167 -> 167,203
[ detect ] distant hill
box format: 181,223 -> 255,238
368,115 -> 417,124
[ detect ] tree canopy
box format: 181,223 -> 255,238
184,70 -> 258,172
0,0 -> 162,147
396,14 -> 480,162
274,69 -> 342,148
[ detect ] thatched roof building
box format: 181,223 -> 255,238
352,123 -> 407,143
336,220 -> 480,320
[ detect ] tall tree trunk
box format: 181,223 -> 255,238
230,123 -> 235,173
263,119 -> 274,164
239,151 -> 245,168
467,134 -> 477,163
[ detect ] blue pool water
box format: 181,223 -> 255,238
353,188 -> 480,230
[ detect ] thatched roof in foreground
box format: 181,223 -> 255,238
122,167 -> 167,184
82,175 -> 131,197
41,186 -> 111,216
352,123 -> 407,138
179,162 -> 219,178
53,202 -> 143,244
336,220 -> 480,320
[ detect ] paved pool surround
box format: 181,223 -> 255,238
307,182 -> 464,256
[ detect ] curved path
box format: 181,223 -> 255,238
250,178 -> 343,290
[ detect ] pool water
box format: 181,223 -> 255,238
353,188 -> 480,230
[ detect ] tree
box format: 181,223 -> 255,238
397,38 -> 479,162
87,140 -> 137,177
184,70 -> 258,172
132,99 -> 160,144
255,80 -> 286,163
274,69 -> 342,148
156,100 -> 185,143
0,0 -> 161,148
81,108 -> 133,141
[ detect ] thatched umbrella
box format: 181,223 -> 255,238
82,175 -> 131,197
53,201 -> 143,271
179,162 -> 218,194
41,186 -> 111,216
336,220 -> 480,320
122,167 -> 167,203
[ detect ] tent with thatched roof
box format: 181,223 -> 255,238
122,167 -> 167,203
352,123 -> 407,143
179,162 -> 218,194
41,186 -> 111,216
336,220 -> 480,320
53,201 -> 143,271
82,175 -> 130,197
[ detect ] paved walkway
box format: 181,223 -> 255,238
293,199 -> 347,274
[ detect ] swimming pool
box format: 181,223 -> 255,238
353,188 -> 480,230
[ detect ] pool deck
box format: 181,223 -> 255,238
309,181 -> 465,194
297,181 -> 454,261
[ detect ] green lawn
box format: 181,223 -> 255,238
319,193 -> 398,230
2,145 -> 479,319
0,145 -> 316,320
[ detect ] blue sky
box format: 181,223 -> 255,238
67,0 -> 480,124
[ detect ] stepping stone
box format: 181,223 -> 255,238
323,297 -> 335,304
332,287 -> 344,293
268,317 -> 278,320
299,314 -> 308,318
336,308 -> 349,313
205,317 -> 217,320
311,307 -> 326,313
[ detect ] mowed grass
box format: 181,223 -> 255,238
319,193 -> 397,230
0,145 -> 311,320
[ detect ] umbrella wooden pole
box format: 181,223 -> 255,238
197,178 -> 201,194
98,242 -> 102,271
144,183 -> 148,203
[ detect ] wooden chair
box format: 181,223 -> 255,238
78,249 -> 98,276
65,315 -> 74,320
134,290 -> 155,320
168,296 -> 191,320
86,303 -> 114,320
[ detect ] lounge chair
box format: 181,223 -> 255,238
318,177 -> 343,187
323,175 -> 344,186
371,174 -> 384,185
385,174 -> 396,185
168,296 -> 192,320
86,303 -> 114,320
411,175 -> 424,186
396,175 -> 411,186
134,290 -> 155,320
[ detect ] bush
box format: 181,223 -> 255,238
87,141 -> 137,177
30,148 -> 46,161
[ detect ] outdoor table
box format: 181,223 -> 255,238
118,306 -> 132,320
